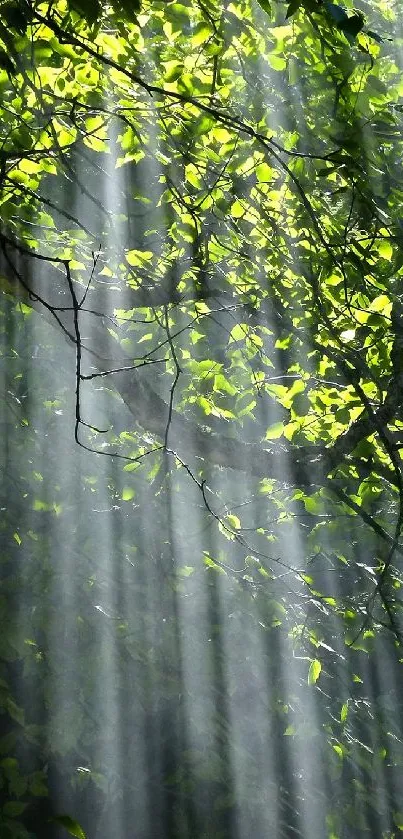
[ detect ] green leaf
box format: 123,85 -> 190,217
165,62 -> 184,82
284,724 -> 296,735
285,0 -> 300,18
68,0 -> 101,24
230,200 -> 244,219
226,514 -> 241,530
367,29 -> 383,43
177,565 -> 194,577
256,0 -> 271,15
29,770 -> 48,797
51,815 -> 87,839
229,324 -> 247,342
366,75 -> 388,94
113,0 -> 141,17
255,162 -> 273,182
126,249 -> 153,266
3,801 -> 27,817
291,392 -> 310,416
191,22 -> 213,47
338,13 -> 364,38
378,241 -> 393,261
265,422 -> 284,440
268,55 -> 286,71
324,2 -> 348,25
0,50 -> 15,75
6,698 -> 24,726
121,487 -> 135,501
2,3 -> 29,34
0,757 -> 19,775
0,731 -> 17,755
203,553 -> 226,574
213,373 -> 237,395
394,812 -> 403,830
308,659 -> 322,685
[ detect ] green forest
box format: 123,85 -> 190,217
0,0 -> 403,836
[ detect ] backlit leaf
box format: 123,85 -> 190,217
52,815 -> 87,839
308,659 -> 322,685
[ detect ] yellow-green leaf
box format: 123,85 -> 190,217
51,815 -> 87,839
265,422 -> 284,440
226,514 -> 241,530
121,487 -> 135,501
126,249 -> 153,266
308,658 -> 321,685
378,239 -> 393,260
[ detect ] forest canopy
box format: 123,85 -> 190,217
1,0 -> 403,837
